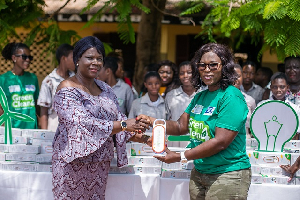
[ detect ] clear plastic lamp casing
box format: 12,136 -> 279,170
152,119 -> 166,153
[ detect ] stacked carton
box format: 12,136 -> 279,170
0,127 -> 53,172
285,140 -> 300,185
109,142 -> 194,179
246,138 -> 300,185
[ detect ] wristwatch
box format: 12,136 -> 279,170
120,120 -> 127,131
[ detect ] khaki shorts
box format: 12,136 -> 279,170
189,168 -> 251,200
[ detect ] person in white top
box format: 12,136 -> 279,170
233,64 -> 256,138
37,44 -> 75,131
165,61 -> 205,147
129,71 -> 166,135
97,56 -> 134,116
257,73 -> 300,139
240,61 -> 265,104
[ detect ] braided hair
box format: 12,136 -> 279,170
1,42 -> 30,60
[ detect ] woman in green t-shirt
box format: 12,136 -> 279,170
138,43 -> 251,200
0,42 -> 39,129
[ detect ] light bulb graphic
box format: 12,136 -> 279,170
264,115 -> 283,151
250,101 -> 298,152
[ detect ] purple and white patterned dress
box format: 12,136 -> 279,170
52,80 -> 133,200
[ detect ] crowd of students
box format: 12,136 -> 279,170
0,41 -> 300,188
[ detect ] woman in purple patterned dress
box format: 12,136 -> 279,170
52,36 -> 151,200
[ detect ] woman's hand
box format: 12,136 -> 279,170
136,114 -> 154,126
125,118 -> 151,132
153,148 -> 181,164
129,132 -> 152,146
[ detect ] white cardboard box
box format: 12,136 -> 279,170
1,162 -> 38,172
36,154 -> 52,163
109,166 -> 161,175
36,164 -> 52,172
251,174 -> 263,184
0,153 -> 5,161
161,168 -> 191,179
260,165 -> 289,176
133,166 -> 161,175
128,156 -> 162,167
109,166 -> 135,174
295,177 -> 300,185
262,175 -> 295,185
0,144 -> 9,153
22,129 -> 55,140
0,135 -> 28,144
5,153 -> 36,162
285,140 -> 300,149
131,143 -> 157,156
248,151 -> 291,166
8,145 -> 40,154
0,127 -> 22,136
251,165 -> 261,175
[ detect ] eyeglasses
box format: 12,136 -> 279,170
196,62 -> 221,71
14,54 -> 33,61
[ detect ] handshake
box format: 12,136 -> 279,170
127,115 -> 167,153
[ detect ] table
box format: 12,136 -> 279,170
0,171 -> 299,200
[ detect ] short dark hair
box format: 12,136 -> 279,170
272,73 -> 288,83
104,57 -> 119,76
191,43 -> 236,90
56,44 -> 74,64
257,67 -> 273,81
144,71 -> 161,83
1,42 -> 30,60
179,61 -> 191,69
284,56 -> 300,64
233,63 -> 242,71
242,61 -> 257,71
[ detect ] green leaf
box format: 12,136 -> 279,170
180,3 -> 204,16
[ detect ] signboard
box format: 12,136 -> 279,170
250,101 -> 299,152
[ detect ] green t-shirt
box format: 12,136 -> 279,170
0,71 -> 39,129
185,85 -> 251,174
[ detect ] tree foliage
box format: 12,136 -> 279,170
0,0 -> 80,55
83,0 -> 150,44
2,0 -> 300,61
182,0 -> 300,61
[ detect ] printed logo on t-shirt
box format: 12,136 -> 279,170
191,104 -> 203,114
25,85 -> 36,92
8,85 -> 21,93
188,117 -> 212,147
11,94 -> 35,109
203,107 -> 215,116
